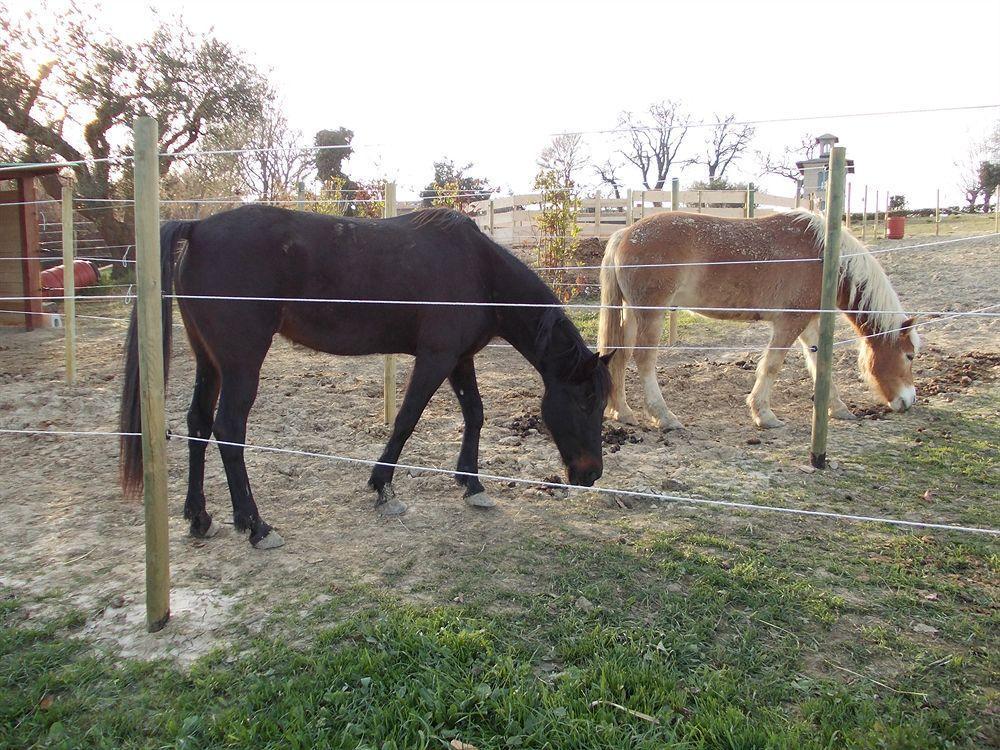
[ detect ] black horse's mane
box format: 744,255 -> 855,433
404,207 -> 608,393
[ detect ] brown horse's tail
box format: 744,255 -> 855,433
119,220 -> 195,499
598,230 -> 628,384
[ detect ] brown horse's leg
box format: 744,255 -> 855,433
368,353 -> 459,515
605,305 -> 638,424
214,359 -> 282,549
747,317 -> 810,429
633,308 -> 682,430
184,352 -> 221,538
447,356 -> 492,508
798,318 -> 856,420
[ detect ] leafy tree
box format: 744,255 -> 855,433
617,100 -> 691,191
0,2 -> 271,248
420,158 -> 492,211
533,169 -> 579,301
314,127 -> 353,183
978,160 -> 1000,213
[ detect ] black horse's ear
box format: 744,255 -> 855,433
599,350 -> 616,366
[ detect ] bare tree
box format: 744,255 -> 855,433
537,133 -> 588,187
698,114 -> 754,181
233,108 -> 314,202
594,158 -> 624,199
617,100 -> 691,190
757,133 -> 817,186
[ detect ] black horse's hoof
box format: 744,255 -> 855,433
464,491 -> 495,508
251,529 -> 284,550
376,484 -> 407,516
191,520 -> 222,539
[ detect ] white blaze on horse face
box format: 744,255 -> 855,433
890,385 -> 917,412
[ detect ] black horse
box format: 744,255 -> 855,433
120,205 -> 612,549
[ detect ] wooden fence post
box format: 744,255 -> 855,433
60,177 -> 76,385
668,177 -> 680,345
994,187 -> 999,234
488,199 -> 495,236
697,189 -> 703,213
296,181 -> 305,212
809,146 -> 847,470
846,182 -> 851,230
593,197 -> 601,236
745,182 -> 755,218
935,189 -> 940,236
873,190 -> 880,239
383,182 -> 398,425
861,185 -> 868,240
133,117 -> 170,632
626,189 -> 634,225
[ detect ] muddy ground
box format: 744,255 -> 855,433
0,233 -> 996,663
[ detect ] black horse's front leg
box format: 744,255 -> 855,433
368,353 -> 457,515
448,356 -> 492,508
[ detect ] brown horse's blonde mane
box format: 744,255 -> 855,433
788,209 -> 909,339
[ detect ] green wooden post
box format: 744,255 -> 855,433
383,182 -> 398,425
809,146 -> 847,470
134,117 -> 170,632
935,189 -> 940,236
60,178 -> 76,385
745,182 -> 755,218
861,185 -> 868,240
993,187 -> 1000,233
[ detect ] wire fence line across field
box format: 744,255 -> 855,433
0,427 -> 996,536
4,290 -> 999,321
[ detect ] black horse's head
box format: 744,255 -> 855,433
541,351 -> 614,487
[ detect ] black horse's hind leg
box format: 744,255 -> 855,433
214,365 -> 282,549
184,354 -> 221,538
368,353 -> 458,514
447,357 -> 492,507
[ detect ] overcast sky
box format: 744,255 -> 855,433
11,0 -> 1000,206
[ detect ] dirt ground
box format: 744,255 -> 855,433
0,233 -> 996,664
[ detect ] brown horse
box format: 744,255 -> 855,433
597,210 -> 919,429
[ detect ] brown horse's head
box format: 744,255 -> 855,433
858,318 -> 919,411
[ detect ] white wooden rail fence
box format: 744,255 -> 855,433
395,189 -> 798,245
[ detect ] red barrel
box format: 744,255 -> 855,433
40,260 -> 100,297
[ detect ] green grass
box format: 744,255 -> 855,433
849,211 -> 998,240
3,508 -> 997,749
2,370 -> 996,749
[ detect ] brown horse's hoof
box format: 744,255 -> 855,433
252,530 -> 284,550
464,491 -> 496,508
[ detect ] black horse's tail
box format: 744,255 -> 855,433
119,220 -> 196,499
